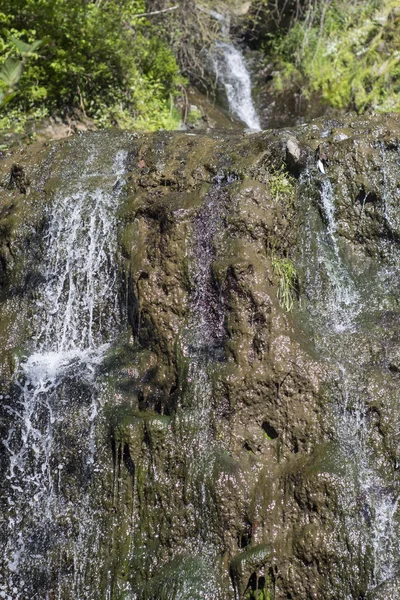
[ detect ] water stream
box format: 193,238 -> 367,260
0,137 -> 128,599
299,165 -> 400,593
208,11 -> 261,131
213,43 -> 261,131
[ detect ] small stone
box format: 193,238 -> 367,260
285,137 -> 303,174
286,138 -> 301,163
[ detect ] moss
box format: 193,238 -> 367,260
230,544 -> 272,573
137,555 -> 221,600
230,544 -> 272,599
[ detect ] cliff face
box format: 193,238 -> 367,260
1,115 -> 400,599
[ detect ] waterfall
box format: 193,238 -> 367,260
299,165 -> 400,591
213,43 -> 261,131
208,10 -> 261,131
301,170 -> 359,334
0,136 -> 127,599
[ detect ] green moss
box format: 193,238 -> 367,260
230,544 -> 272,574
137,555 -> 220,600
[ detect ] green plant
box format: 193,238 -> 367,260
272,257 -> 297,312
245,589 -> 272,600
0,1 -> 185,131
266,0 -> 400,113
268,166 -> 295,203
0,33 -> 42,107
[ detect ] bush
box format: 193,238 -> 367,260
0,0 -> 185,131
267,0 -> 400,113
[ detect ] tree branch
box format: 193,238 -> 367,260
131,5 -> 179,18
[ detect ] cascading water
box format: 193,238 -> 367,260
0,135 -> 128,599
209,12 -> 261,131
299,160 -> 400,594
213,43 -> 261,131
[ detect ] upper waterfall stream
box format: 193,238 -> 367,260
213,43 -> 261,131
208,10 -> 261,131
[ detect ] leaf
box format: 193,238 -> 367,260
10,35 -> 42,56
0,90 -> 18,108
0,57 -> 23,87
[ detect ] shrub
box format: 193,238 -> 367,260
0,0 -> 185,131
267,0 -> 400,113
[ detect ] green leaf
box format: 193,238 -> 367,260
0,57 -> 23,87
10,35 -> 42,56
0,90 -> 18,108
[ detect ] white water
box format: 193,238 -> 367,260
214,42 -> 261,131
302,170 -> 360,333
207,9 -> 260,131
338,364 -> 400,588
1,140 -> 127,598
301,166 -> 400,591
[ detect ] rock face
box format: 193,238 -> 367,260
1,114 -> 400,599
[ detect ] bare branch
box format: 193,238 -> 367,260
131,5 -> 178,18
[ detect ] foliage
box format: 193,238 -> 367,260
0,1 -> 185,131
144,0 -> 228,88
267,0 -> 400,113
268,166 -> 295,203
0,33 -> 42,108
244,589 -> 272,600
272,257 -> 297,312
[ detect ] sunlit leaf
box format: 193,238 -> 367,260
0,90 -> 18,108
10,35 -> 42,56
0,57 -> 23,87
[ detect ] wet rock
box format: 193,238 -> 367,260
2,114 -> 400,598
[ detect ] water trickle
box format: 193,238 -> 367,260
1,137 -> 128,599
299,163 -> 400,592
301,170 -> 360,334
175,173 -> 236,589
320,178 -> 338,248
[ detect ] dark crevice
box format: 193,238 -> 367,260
123,443 -> 135,479
262,421 -> 279,440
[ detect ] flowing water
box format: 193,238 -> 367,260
0,135 -> 128,599
299,163 -> 400,594
208,10 -> 261,131
131,174 -> 237,600
213,43 -> 261,131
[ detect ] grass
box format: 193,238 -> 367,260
268,0 -> 400,113
268,166 -> 295,204
272,257 -> 297,312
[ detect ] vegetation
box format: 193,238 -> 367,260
268,166 -> 295,204
0,0 -> 185,132
244,589 -> 271,600
267,0 -> 400,113
1,0 -> 399,135
272,257 -> 297,312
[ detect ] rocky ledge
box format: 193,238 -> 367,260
1,114 -> 400,599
